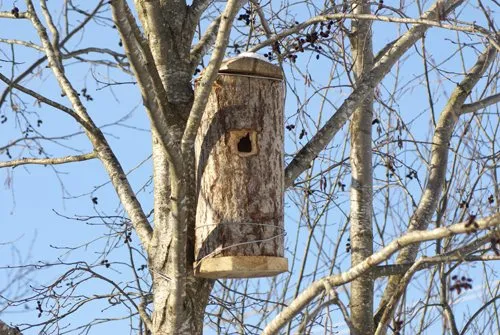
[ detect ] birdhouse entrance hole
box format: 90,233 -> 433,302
229,129 -> 258,157
238,133 -> 252,153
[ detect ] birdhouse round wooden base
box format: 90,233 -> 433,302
194,54 -> 288,279
195,256 -> 288,279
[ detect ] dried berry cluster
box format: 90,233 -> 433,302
345,237 -> 351,252
406,170 -> 418,180
262,42 -> 282,61
80,88 -> 94,101
233,43 -> 241,55
488,194 -> 495,204
319,175 -> 328,192
397,135 -> 403,148
459,200 -> 469,209
392,318 -> 403,335
274,20 -> 334,63
377,0 -> 385,11
385,157 -> 396,178
262,51 -> 274,61
337,181 -> 346,191
36,300 -> 43,318
459,194 -> 494,209
449,275 -> 473,294
288,31 -> 323,62
101,259 -> 111,268
237,9 -> 254,26
23,125 -> 34,138
11,6 -> 20,18
124,231 -> 133,243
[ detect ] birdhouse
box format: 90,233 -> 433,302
194,53 -> 288,278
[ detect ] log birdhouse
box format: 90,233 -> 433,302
194,53 -> 288,278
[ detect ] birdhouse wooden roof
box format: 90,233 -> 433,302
218,54 -> 283,80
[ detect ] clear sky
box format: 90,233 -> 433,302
0,0 -> 498,334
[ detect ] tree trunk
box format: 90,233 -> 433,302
149,133 -> 215,335
349,0 -> 375,333
0,321 -> 21,335
151,274 -> 213,334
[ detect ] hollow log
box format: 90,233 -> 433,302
194,56 -> 288,278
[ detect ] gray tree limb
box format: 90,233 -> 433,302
283,0 -> 466,187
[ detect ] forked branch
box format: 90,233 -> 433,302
262,212 -> 500,334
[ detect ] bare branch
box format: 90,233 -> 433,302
374,44 -> 497,331
262,212 -> 500,335
182,0 -> 246,150
283,0 -> 467,187
0,72 -> 93,131
40,0 -> 62,68
111,0 -> 184,165
26,0 -> 153,250
0,152 -> 97,168
190,0 -> 212,19
372,231 -> 500,277
460,296 -> 500,335
373,252 -> 500,335
461,92 -> 500,114
190,16 -> 221,70
0,10 -> 28,19
249,0 -> 272,38
0,1 -> 107,109
248,13 -> 495,53
0,38 -> 43,51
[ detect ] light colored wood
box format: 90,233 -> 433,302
195,256 -> 288,278
194,56 -> 287,278
218,56 -> 283,79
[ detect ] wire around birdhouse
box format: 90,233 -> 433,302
216,72 -> 284,81
193,232 -> 285,268
195,221 -> 285,230
194,72 -> 284,85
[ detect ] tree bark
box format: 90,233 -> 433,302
149,132 -> 215,335
0,321 -> 21,335
194,67 -> 286,278
348,0 -> 375,334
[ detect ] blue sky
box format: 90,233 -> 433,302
1,0 -> 498,334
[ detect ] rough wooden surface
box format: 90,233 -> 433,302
194,58 -> 286,278
195,256 -> 288,278
218,56 -> 283,79
0,321 -> 21,335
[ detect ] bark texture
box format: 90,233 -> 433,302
0,321 -> 21,335
195,58 -> 286,278
349,0 -> 375,333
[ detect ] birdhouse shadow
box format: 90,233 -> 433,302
195,206 -> 285,262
